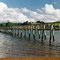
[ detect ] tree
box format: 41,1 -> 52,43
36,21 -> 44,23
22,21 -> 29,25
6,21 -> 12,27
36,21 -> 41,23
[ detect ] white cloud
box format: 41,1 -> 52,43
0,2 -> 30,23
20,8 -> 44,22
0,2 -> 7,12
21,4 -> 60,22
0,2 -> 60,23
41,4 -> 60,22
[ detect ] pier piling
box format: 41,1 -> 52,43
17,29 -> 19,38
33,26 -> 36,40
52,25 -> 55,42
41,29 -> 44,43
29,29 -> 31,40
15,29 -> 16,36
44,24 -> 46,40
49,24 -> 55,45
21,30 -> 22,39
24,29 -> 26,38
38,30 -> 41,40
49,29 -> 52,45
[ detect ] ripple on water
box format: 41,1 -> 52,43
0,31 -> 60,57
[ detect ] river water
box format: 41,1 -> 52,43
0,30 -> 60,58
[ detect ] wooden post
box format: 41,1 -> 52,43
13,29 -> 14,35
15,29 -> 16,36
49,27 -> 52,45
10,28 -> 12,35
31,26 -> 32,33
29,29 -> 31,40
11,28 -> 13,35
12,28 -> 14,36
17,29 -> 19,38
49,24 -> 55,45
41,29 -> 44,43
24,29 -> 26,38
41,24 -> 46,43
21,30 -> 22,39
11,27 -> 13,35
52,25 -> 55,42
33,26 -> 36,40
44,24 -> 46,40
30,26 -> 32,40
35,25 -> 38,40
33,30 -> 35,40
52,29 -> 55,42
38,30 -> 41,40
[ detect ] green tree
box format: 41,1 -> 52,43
6,21 -> 12,27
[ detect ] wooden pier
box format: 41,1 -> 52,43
0,22 -> 60,45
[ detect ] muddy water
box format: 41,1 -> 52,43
0,30 -> 60,58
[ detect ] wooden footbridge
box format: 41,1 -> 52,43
0,22 -> 60,45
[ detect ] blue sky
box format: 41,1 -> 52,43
0,0 -> 60,11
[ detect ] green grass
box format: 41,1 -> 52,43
55,21 -> 60,26
55,21 -> 60,22
55,23 -> 59,26
29,22 -> 40,24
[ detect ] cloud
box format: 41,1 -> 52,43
21,4 -> 60,22
41,4 -> 60,22
0,2 -> 30,23
0,2 -> 60,23
0,2 -> 7,11
21,8 -> 44,22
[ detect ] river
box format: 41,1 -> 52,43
0,30 -> 60,58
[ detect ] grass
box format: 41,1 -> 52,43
55,21 -> 60,26
29,22 -> 40,24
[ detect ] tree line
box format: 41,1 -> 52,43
0,21 -> 44,27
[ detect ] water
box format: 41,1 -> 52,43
0,30 -> 60,58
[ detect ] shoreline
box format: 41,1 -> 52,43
0,57 -> 60,60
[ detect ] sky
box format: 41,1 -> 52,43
0,0 -> 60,23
